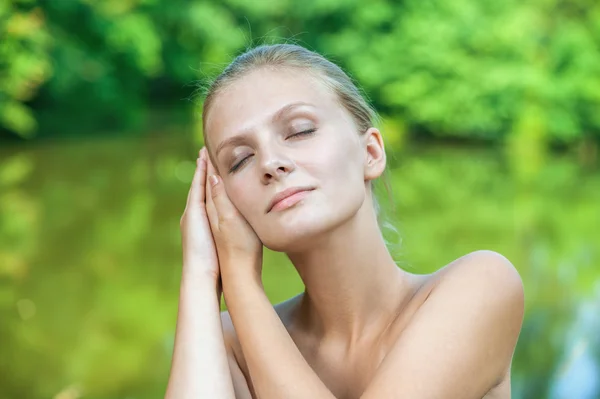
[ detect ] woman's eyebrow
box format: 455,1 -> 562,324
271,101 -> 315,123
215,101 -> 316,157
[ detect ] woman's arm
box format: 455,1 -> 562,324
222,266 -> 336,399
165,148 -> 242,398
165,275 -> 236,399
221,311 -> 257,399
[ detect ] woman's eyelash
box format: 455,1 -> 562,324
229,157 -> 249,173
229,129 -> 317,173
289,128 -> 316,138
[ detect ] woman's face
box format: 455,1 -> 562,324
205,68 -> 376,252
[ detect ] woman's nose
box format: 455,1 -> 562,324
260,154 -> 295,184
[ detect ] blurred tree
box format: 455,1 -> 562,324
0,1 -> 52,138
0,0 -> 598,148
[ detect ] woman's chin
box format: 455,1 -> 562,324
259,219 -> 336,253
262,236 -> 314,253
256,202 -> 351,252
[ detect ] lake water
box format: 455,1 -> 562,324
0,132 -> 598,398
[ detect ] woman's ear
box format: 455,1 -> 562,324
363,127 -> 386,181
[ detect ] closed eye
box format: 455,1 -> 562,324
229,129 -> 317,173
288,128 -> 316,139
229,156 -> 251,173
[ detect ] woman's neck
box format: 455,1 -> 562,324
287,201 -> 416,346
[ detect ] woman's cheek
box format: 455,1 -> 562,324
228,184 -> 256,219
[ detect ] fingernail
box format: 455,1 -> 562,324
209,175 -> 218,187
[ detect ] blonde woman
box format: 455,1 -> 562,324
166,43 -> 525,399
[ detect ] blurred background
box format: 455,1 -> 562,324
1,0 -> 599,398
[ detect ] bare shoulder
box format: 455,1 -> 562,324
427,249 -> 525,341
426,249 -> 525,387
431,249 -> 524,295
360,250 -> 525,398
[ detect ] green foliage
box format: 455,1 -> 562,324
1,0 -> 599,146
0,1 -> 52,137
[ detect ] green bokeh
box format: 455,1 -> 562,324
2,0 -> 599,146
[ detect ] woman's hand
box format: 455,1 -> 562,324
204,154 -> 263,283
180,148 -> 220,284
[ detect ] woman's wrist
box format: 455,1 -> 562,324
221,256 -> 263,290
180,265 -> 221,299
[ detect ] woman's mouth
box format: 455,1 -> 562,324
267,188 -> 315,213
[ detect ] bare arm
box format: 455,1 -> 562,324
222,261 -> 336,399
165,148 -> 240,398
165,276 -> 236,399
221,311 -> 256,399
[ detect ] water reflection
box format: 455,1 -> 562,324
0,133 -> 598,398
550,284 -> 600,399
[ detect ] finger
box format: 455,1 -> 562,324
208,174 -> 237,220
206,188 -> 219,231
206,149 -> 217,177
185,151 -> 207,208
205,154 -> 237,217
205,152 -> 215,204
205,154 -> 219,228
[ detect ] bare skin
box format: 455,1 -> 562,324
166,66 -> 525,399
221,254 -> 519,399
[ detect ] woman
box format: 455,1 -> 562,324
165,43 -> 525,399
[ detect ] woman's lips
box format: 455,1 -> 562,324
269,189 -> 313,212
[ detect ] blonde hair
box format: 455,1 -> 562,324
197,42 -> 402,256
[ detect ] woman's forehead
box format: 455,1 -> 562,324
205,69 -> 337,145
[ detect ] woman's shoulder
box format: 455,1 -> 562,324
418,249 -> 525,335
392,249 -> 524,322
371,250 -> 524,396
427,249 -> 523,295
412,250 -> 524,380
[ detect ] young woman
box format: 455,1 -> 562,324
165,43 -> 525,399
